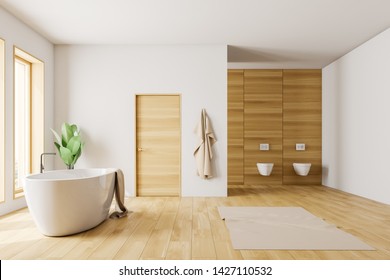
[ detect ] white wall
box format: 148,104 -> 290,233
322,27 -> 390,205
54,45 -> 227,197
0,7 -> 54,216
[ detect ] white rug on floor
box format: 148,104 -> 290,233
218,207 -> 374,250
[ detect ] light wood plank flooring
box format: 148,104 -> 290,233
1,185 -> 390,260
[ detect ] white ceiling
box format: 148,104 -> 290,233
1,0 -> 390,68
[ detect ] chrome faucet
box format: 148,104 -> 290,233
40,152 -> 56,173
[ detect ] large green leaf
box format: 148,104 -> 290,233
54,142 -> 61,154
59,146 -> 73,165
70,124 -> 79,136
61,123 -> 73,145
72,148 -> 82,165
67,136 -> 81,155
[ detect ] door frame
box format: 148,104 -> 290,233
134,94 -> 182,196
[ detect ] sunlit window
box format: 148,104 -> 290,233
14,56 -> 31,196
14,47 -> 44,199
0,39 -> 4,203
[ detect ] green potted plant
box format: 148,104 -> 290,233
51,122 -> 84,169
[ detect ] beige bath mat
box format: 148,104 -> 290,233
218,207 -> 374,250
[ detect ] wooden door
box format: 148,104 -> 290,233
135,95 -> 181,196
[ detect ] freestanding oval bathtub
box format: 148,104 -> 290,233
24,168 -> 116,237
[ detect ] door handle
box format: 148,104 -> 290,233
137,147 -> 144,152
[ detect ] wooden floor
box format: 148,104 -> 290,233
1,185 -> 390,260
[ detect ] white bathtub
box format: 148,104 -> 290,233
24,168 -> 116,236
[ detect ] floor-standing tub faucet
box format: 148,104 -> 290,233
40,152 -> 56,173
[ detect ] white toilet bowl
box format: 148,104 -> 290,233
293,163 -> 311,176
257,163 -> 274,176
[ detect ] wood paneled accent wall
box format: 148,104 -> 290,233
283,70 -> 322,184
227,70 -> 244,185
244,70 -> 283,184
227,69 -> 322,186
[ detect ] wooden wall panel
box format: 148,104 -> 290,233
244,70 -> 283,184
227,69 -> 322,186
228,70 -> 244,185
283,70 -> 322,184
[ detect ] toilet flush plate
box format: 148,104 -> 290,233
260,144 -> 269,151
296,143 -> 305,151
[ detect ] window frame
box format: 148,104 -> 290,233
13,46 -> 45,199
14,55 -> 32,197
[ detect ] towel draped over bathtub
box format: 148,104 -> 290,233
194,109 -> 217,179
109,169 -> 128,219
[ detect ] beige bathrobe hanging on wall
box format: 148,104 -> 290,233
194,109 -> 217,179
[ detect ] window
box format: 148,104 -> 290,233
0,39 -> 4,203
13,47 -> 44,198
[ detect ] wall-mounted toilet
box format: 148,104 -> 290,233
257,163 -> 274,176
293,163 -> 311,176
